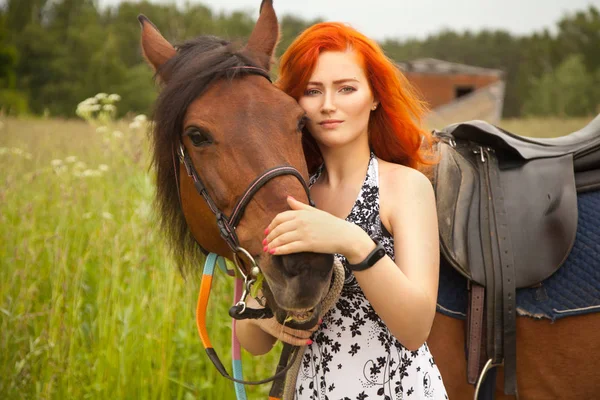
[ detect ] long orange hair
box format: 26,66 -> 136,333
276,22 -> 437,174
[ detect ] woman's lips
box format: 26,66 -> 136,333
319,120 -> 343,129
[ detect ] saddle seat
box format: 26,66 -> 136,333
442,114 -> 600,172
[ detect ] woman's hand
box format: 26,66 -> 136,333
251,317 -> 318,347
264,196 -> 362,256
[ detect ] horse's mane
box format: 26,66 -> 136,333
150,35 -> 262,274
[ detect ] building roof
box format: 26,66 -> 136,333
397,58 -> 504,77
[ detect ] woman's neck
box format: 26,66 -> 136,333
319,143 -> 372,188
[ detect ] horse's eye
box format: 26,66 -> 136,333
297,116 -> 308,132
185,127 -> 213,147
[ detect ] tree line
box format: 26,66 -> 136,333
0,0 -> 599,119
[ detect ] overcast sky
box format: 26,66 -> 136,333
97,0 -> 598,40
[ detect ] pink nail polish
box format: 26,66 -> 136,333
269,248 -> 276,255
262,238 -> 267,245
319,318 -> 323,325
264,228 -> 269,235
263,246 -> 268,252
306,339 -> 313,345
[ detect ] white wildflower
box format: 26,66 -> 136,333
103,104 -> 116,112
129,121 -> 142,130
74,161 -> 86,169
54,165 -> 67,175
82,169 -> 101,177
51,159 -> 63,167
112,130 -> 123,139
65,156 -> 77,163
98,164 -> 109,172
82,97 -> 97,105
90,104 -> 101,112
108,94 -> 121,102
95,93 -> 108,101
134,114 -> 147,123
102,212 -> 113,220
96,126 -> 108,134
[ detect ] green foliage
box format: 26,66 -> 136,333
1,1 -> 599,118
523,54 -> 599,117
0,89 -> 29,115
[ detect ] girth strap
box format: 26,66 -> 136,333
474,147 -> 518,398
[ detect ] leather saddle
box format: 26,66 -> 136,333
431,114 -> 600,398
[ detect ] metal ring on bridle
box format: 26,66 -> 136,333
232,246 -> 261,279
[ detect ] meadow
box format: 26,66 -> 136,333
0,102 -> 594,400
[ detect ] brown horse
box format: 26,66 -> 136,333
139,0 -> 333,329
429,312 -> 600,399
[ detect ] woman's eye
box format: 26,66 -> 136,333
186,128 -> 213,147
304,89 -> 320,96
340,86 -> 356,93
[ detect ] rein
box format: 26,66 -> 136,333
196,253 -> 300,399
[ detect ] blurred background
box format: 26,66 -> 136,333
1,1 -> 599,399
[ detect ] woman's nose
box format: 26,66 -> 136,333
320,92 -> 336,113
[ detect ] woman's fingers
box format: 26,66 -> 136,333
269,240 -> 307,255
266,230 -> 302,251
266,210 -> 297,234
277,331 -> 313,347
266,218 -> 299,243
255,318 -> 316,346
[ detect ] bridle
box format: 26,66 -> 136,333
172,65 -> 315,399
176,65 -> 313,257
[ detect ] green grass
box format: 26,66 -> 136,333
0,114 -> 596,399
0,117 -> 280,400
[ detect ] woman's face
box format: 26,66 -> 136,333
299,50 -> 377,149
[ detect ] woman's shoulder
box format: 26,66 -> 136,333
377,158 -> 432,192
377,158 -> 436,234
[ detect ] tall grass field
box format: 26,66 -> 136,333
0,107 -> 594,400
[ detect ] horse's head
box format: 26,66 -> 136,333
139,0 -> 333,328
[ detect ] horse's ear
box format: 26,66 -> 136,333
245,0 -> 280,70
138,14 -> 177,81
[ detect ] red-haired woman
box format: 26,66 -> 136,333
238,22 -> 447,399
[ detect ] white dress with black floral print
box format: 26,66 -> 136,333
294,153 -> 448,400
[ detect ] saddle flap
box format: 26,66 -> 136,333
434,141 -> 486,284
499,154 -> 578,287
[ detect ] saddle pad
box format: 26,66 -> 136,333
437,190 -> 600,321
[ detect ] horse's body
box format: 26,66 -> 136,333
429,312 -> 600,399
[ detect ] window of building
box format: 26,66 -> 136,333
455,86 -> 474,98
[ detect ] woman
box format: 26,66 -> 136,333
237,22 -> 447,399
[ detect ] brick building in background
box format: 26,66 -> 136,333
397,58 -> 506,129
